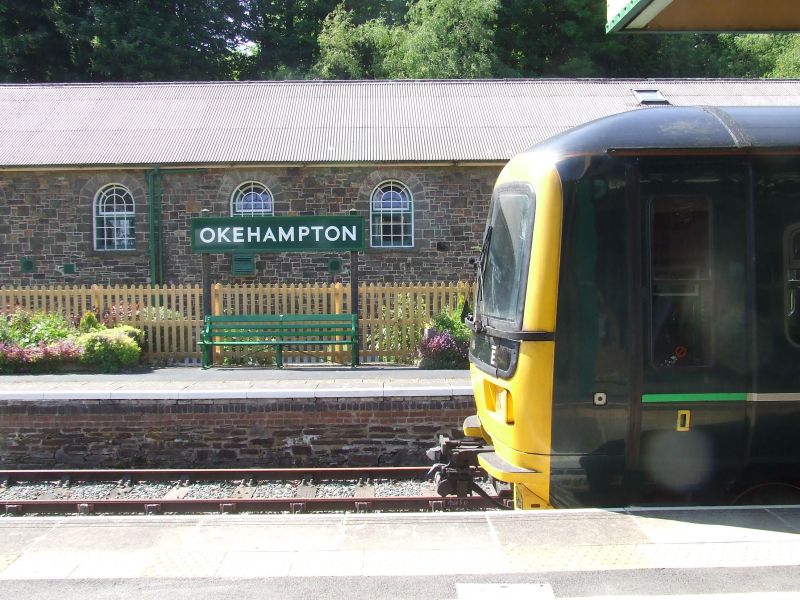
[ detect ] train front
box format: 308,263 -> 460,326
428,152 -> 563,510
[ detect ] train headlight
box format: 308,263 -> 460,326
495,389 -> 514,424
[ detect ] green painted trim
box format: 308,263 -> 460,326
606,0 -> 651,33
642,393 -> 747,404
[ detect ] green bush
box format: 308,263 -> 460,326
430,306 -> 471,343
113,324 -> 145,349
78,311 -> 103,333
418,302 -> 471,369
78,329 -> 142,373
3,309 -> 75,347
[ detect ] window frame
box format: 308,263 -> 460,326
369,179 -> 414,249
230,180 -> 274,217
93,183 -> 136,251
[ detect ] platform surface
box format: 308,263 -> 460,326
0,507 -> 799,599
0,366 -> 473,399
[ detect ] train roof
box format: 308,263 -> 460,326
525,106 -> 800,158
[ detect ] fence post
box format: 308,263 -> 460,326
211,283 -> 222,365
332,282 -> 343,315
91,284 -> 101,314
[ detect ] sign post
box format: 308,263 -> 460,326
190,214 -> 365,366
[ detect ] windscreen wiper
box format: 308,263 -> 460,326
471,226 -> 492,333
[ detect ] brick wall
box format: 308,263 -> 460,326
0,396 -> 475,468
0,164 -> 499,286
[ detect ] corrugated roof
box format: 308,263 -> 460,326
1,79 -> 800,167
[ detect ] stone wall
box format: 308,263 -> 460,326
0,395 -> 474,469
0,164 -> 500,286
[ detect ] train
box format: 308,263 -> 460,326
428,106 -> 800,509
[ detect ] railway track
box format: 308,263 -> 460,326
0,467 -> 508,515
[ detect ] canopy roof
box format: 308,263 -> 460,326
607,0 -> 800,33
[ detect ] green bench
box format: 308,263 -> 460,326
199,313 -> 359,369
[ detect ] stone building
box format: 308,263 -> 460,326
1,79 -> 799,286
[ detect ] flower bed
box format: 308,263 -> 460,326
0,308 -> 143,374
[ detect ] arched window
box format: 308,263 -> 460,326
94,184 -> 135,251
231,181 -> 274,216
370,180 -> 413,248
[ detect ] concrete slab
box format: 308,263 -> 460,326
489,510 -> 650,548
0,522 -> 57,553
313,383 -> 385,398
67,550 -> 152,579
768,507 -> 800,532
630,508 -> 800,543
286,549 -> 365,577
188,517 -> 344,552
383,388 -> 458,398
142,550 -> 226,578
0,550 -> 79,579
215,550 -> 294,577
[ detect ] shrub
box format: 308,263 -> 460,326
2,309 -> 75,347
418,331 -> 469,369
78,329 -> 142,373
430,307 -> 471,344
0,340 -> 83,374
113,324 -> 145,349
79,311 -> 103,333
418,303 -> 471,369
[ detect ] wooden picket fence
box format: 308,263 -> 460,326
0,282 -> 471,365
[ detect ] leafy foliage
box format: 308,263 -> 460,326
0,307 -> 143,373
77,328 -> 141,373
2,2 -> 800,85
1,309 -> 74,346
79,310 -> 102,333
418,305 -> 470,369
0,340 -> 83,374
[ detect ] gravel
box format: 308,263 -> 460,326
374,480 -> 429,497
67,483 -> 118,500
184,482 -> 239,499
0,483 -> 53,500
0,476 -> 501,509
253,482 -> 298,498
117,482 -> 175,499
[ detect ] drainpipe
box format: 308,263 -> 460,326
147,168 -> 158,285
147,166 -> 206,286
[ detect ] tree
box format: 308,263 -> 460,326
315,0 -> 499,80
313,4 -> 392,79
719,34 -> 800,78
494,0 -> 735,78
0,0 -> 92,82
86,1 -> 244,81
384,0 -> 499,79
239,0 -> 340,79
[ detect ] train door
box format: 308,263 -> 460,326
632,159 -> 750,503
742,157 -> 800,499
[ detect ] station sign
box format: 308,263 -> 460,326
190,215 -> 365,253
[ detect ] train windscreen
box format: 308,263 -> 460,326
478,186 -> 535,328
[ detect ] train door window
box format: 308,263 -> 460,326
649,196 -> 713,368
784,224 -> 800,345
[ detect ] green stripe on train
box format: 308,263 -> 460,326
642,393 -> 747,403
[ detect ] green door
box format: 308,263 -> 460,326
635,158 -> 749,503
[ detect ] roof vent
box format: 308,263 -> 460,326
632,88 -> 670,106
